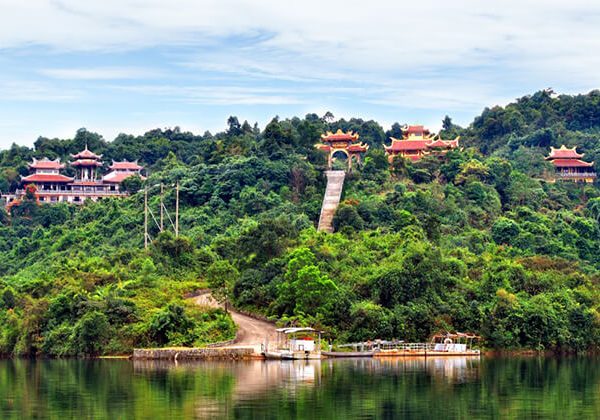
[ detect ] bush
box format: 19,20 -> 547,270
72,311 -> 111,356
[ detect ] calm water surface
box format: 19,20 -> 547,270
0,357 -> 599,419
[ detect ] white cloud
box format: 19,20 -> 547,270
0,81 -> 82,101
39,67 -> 160,80
1,0 -> 600,147
2,0 -> 600,80
113,84 -> 303,105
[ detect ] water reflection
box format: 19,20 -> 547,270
2,357 -> 600,419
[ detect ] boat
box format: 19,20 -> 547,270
321,340 -> 383,358
373,332 -> 481,357
322,351 -> 375,358
263,327 -> 323,360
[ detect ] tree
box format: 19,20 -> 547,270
455,160 -> 490,185
386,122 -> 404,139
147,303 -> 194,345
333,204 -> 364,232
10,184 -> 38,219
121,175 -> 143,194
390,155 -> 408,178
322,111 -> 335,123
491,217 -> 521,245
227,116 -> 242,136
72,311 -> 110,355
442,115 -> 453,131
206,260 -> 239,309
362,149 -> 390,182
277,248 -> 337,320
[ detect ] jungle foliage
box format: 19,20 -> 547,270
2,90 -> 600,355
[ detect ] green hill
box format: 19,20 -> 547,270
2,90 -> 600,356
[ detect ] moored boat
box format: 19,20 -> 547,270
322,351 -> 375,358
373,333 -> 481,357
263,327 -> 323,360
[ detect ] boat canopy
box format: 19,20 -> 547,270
276,327 -> 317,334
430,332 -> 481,340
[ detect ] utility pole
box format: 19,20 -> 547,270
175,181 -> 179,237
144,186 -> 148,249
159,183 -> 164,232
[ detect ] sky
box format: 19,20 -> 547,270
1,0 -> 600,148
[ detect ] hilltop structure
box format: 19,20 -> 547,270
4,146 -> 144,206
384,125 -> 459,162
545,145 -> 596,183
315,129 -> 369,171
314,130 -> 369,233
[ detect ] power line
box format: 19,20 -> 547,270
143,182 -> 180,248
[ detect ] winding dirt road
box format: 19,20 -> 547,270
193,293 -> 278,352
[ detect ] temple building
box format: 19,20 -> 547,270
4,147 -> 145,206
103,161 -> 144,184
546,145 -> 596,183
315,129 -> 369,170
384,125 -> 460,162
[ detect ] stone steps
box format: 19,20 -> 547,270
317,170 -> 346,232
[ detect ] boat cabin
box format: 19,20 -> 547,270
264,327 -> 323,360
430,332 -> 480,353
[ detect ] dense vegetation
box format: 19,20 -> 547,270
2,90 -> 600,356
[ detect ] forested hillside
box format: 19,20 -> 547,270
2,90 -> 600,356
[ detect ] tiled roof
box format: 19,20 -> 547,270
321,129 -> 360,142
347,144 -> 369,152
405,125 -> 427,134
71,147 -> 102,159
29,158 -> 64,169
551,159 -> 594,168
102,171 -> 144,183
385,139 -> 430,152
71,159 -> 103,166
21,174 -> 73,183
109,161 -> 142,170
547,145 -> 584,160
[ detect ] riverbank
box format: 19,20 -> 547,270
133,347 -> 258,360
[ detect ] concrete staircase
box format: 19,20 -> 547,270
317,170 -> 346,233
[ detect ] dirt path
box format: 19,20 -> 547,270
193,293 -> 278,352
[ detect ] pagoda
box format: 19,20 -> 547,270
71,146 -> 103,181
20,158 -> 74,203
384,125 -> 459,162
545,145 -> 596,183
315,129 -> 369,170
4,146 -> 146,206
102,160 -> 145,184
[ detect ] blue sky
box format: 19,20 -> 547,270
1,0 -> 600,148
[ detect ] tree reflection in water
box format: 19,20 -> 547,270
1,357 -> 599,419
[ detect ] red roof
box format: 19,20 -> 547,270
321,129 -> 359,143
71,159 -> 103,167
427,139 -> 458,149
347,144 -> 369,152
21,174 -> 73,183
109,161 -> 142,171
547,146 -> 584,160
405,125 -> 428,134
71,147 -> 102,160
385,139 -> 430,152
29,158 -> 64,170
551,159 -> 594,168
102,171 -> 145,183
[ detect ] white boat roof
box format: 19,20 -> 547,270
276,327 -> 316,334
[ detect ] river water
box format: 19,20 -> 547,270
0,357 -> 598,419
